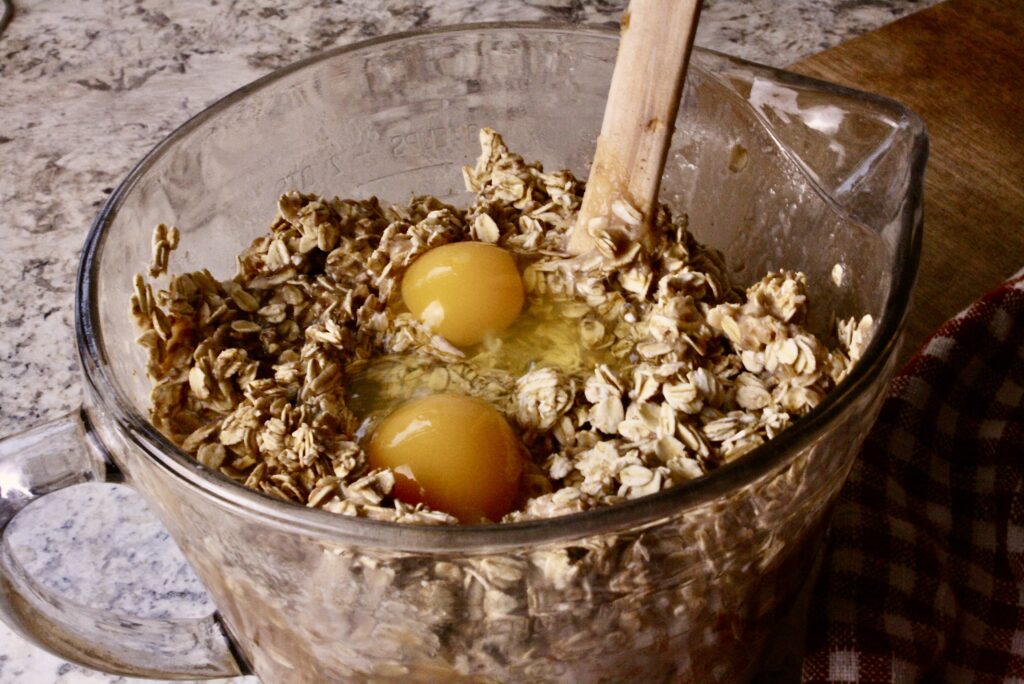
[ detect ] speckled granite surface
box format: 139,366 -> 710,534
0,0 -> 940,681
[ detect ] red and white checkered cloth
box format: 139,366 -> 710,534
802,270 -> 1024,683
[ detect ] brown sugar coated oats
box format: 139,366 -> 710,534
131,128 -> 873,525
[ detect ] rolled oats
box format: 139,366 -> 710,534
131,128 -> 872,525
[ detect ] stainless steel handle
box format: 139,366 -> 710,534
0,409 -> 247,679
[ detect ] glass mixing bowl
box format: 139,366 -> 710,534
0,23 -> 925,683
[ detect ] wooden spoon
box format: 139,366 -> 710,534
566,0 -> 703,257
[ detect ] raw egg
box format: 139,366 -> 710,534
401,242 -> 524,347
366,393 -> 524,524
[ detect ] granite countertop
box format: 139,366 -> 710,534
0,1 -> 940,681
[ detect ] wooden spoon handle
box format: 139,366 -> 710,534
567,0 -> 703,257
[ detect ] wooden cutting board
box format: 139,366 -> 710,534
791,0 -> 1024,365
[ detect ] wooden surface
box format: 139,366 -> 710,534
792,0 -> 1024,365
569,0 -> 702,255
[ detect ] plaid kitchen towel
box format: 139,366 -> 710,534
801,270 -> 1024,683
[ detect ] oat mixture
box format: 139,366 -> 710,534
131,128 -> 872,525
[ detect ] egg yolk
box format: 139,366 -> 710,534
401,242 -> 525,347
366,393 -> 524,524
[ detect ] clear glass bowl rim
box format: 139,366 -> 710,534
76,22 -> 924,552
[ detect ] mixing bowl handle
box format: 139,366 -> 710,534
0,409 -> 249,679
